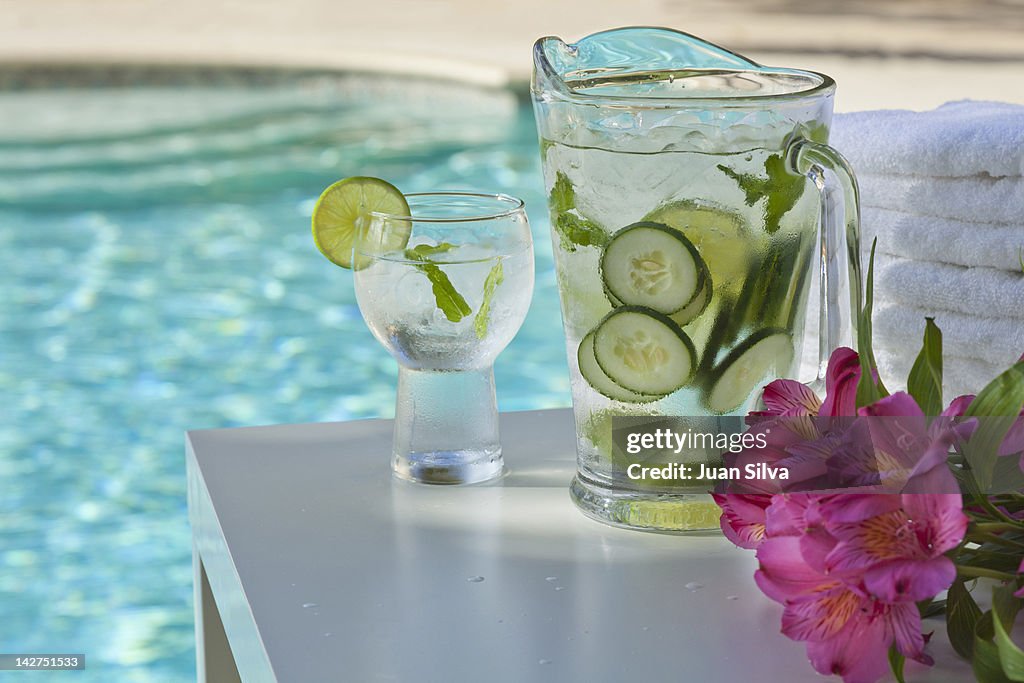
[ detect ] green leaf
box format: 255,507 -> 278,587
993,585 -> 1024,681
919,598 -> 947,619
888,644 -> 907,683
907,317 -> 944,416
404,245 -> 471,323
977,608 -> 1017,683
977,633 -> 1017,683
554,212 -> 607,252
717,164 -> 766,206
948,579 -> 984,659
717,154 -> 807,234
406,242 -> 457,258
550,171 -> 576,214
801,121 -> 830,144
548,172 -> 607,252
418,263 -> 471,322
763,153 -> 807,235
473,261 -> 504,339
963,362 -> 1024,491
855,240 -> 889,408
991,455 -> 1024,495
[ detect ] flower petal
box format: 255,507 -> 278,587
781,587 -> 862,642
805,617 -> 891,683
712,493 -> 771,549
888,601 -> 931,664
758,379 -> 823,417
820,347 -> 862,417
755,536 -> 829,603
864,557 -> 956,603
901,494 -> 969,555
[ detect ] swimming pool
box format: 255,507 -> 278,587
0,66 -> 567,681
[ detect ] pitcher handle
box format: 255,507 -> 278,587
786,137 -> 863,389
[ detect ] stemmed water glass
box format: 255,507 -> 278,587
353,192 -> 534,484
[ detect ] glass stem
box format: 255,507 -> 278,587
392,366 -> 502,485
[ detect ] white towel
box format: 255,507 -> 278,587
858,173 -> 1024,226
862,207 -> 1024,272
872,253 -> 1024,319
832,100 -> 1024,178
874,303 -> 1024,367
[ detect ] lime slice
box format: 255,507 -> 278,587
311,176 -> 411,269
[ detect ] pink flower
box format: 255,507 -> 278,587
717,346 -> 974,683
756,535 -> 930,683
751,492 -> 966,682
822,494 -> 967,602
711,494 -> 771,548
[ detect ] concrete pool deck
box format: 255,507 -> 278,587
2,0 -> 1023,111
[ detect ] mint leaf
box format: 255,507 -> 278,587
555,213 -> 606,252
550,171 -> 576,214
407,242 -> 456,258
548,172 -> 607,252
717,164 -> 766,206
800,121 -> 830,144
907,317 -> 943,415
474,261 -> 504,339
718,154 -> 806,234
405,244 -> 471,322
763,153 -> 807,235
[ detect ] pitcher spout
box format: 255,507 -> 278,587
532,27 -> 761,103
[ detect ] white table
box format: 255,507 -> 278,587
186,408 -> 971,682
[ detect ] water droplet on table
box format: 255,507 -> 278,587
538,659 -> 552,665
727,595 -> 739,601
302,602 -> 318,608
684,582 -> 704,591
642,626 -> 650,631
324,632 -> 333,637
467,576 -> 485,583
545,576 -> 558,582
554,586 -> 565,591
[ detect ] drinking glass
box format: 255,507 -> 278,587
353,192 -> 534,484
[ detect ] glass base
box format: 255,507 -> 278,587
570,474 -> 723,535
393,448 -> 503,485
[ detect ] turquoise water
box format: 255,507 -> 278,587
0,70 -> 567,680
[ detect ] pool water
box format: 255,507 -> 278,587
0,69 -> 567,681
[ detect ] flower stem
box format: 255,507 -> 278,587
956,565 -> 1018,582
973,521 -> 1024,533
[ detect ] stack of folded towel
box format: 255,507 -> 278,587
831,100 -> 1024,398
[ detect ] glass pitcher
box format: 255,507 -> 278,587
531,27 -> 862,533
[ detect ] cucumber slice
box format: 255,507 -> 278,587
600,222 -> 705,315
703,330 -> 794,414
643,201 -> 749,291
577,332 -> 663,404
593,306 -> 697,395
669,265 -> 712,327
